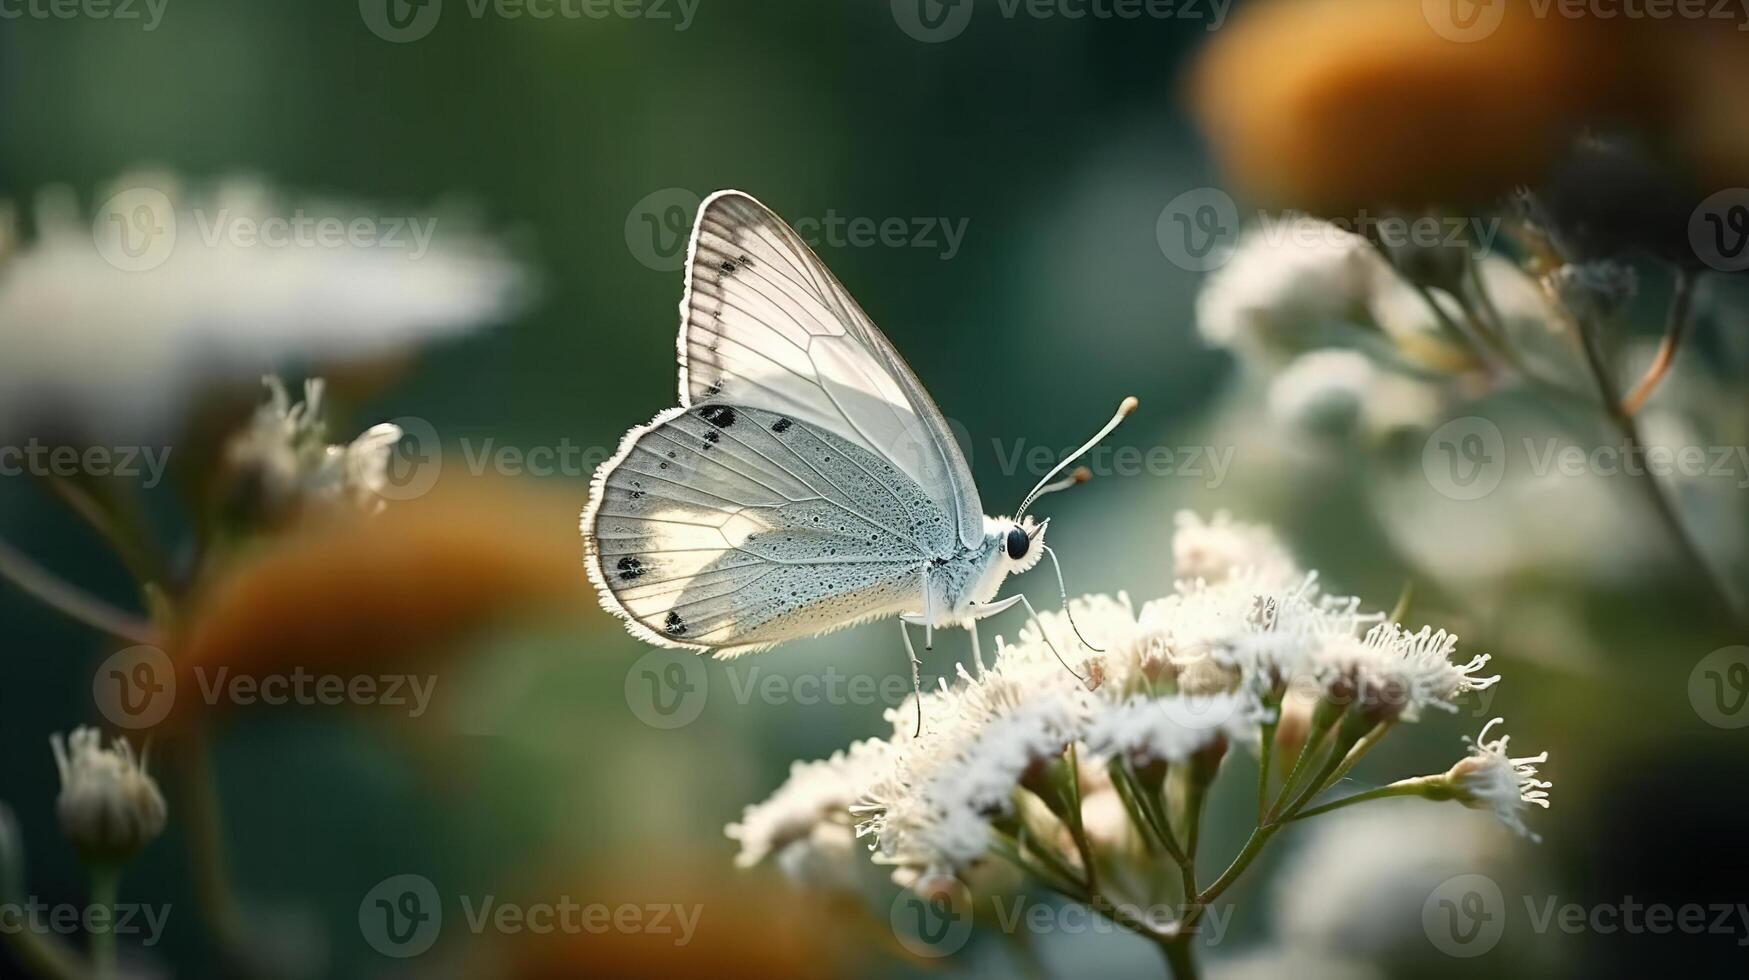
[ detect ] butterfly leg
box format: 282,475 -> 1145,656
899,619 -> 924,737
969,619 -> 984,675
919,564 -> 934,651
967,595 -> 1024,621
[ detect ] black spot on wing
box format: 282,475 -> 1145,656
616,556 -> 645,582
699,405 -> 737,429
771,417 -> 792,433
664,611 -> 688,636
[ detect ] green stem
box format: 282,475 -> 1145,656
1265,699 -> 1344,822
1289,780 -> 1429,822
42,476 -> 168,598
1195,823 -> 1278,908
1569,309 -> 1748,631
1061,746 -> 1097,894
0,537 -> 155,645
1162,937 -> 1199,980
88,867 -> 119,980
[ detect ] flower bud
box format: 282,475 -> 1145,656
50,728 -> 167,867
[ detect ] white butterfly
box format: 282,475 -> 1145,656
581,190 -> 1134,680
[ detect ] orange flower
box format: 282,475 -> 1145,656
1190,0 -> 1647,214
169,475 -> 587,724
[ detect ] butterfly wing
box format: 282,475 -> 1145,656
677,190 -> 985,552
583,404 -> 945,656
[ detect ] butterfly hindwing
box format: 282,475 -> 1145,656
584,404 -> 946,655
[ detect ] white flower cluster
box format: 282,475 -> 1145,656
0,174 -> 523,440
225,376 -> 404,515
727,512 -> 1540,889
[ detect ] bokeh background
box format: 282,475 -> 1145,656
2,1 -> 1747,977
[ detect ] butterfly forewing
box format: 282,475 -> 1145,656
678,191 -> 984,551
586,404 -> 942,654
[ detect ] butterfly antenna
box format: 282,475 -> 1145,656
1014,397 -> 1138,520
1036,466 -> 1092,500
1042,544 -> 1104,653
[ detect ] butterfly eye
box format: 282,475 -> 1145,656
1005,526 -> 1030,561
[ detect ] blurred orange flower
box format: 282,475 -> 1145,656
1190,0 -> 1647,214
169,474 -> 587,724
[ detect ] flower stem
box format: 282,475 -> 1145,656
88,866 -> 119,980
1161,936 -> 1200,980
0,536 -> 155,644
1288,780 -> 1428,821
1621,267 -> 1695,416
1570,308 -> 1748,630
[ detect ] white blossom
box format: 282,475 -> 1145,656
1266,349 -> 1441,442
1195,216 -> 1379,358
1443,717 -> 1552,840
51,727 -> 167,865
225,376 -> 404,515
0,175 -> 523,439
1171,510 -> 1301,588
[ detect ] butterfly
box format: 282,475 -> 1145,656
580,190 -> 1134,695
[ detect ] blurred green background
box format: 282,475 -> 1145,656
2,2 -> 1746,978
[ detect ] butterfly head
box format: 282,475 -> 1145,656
998,515 -> 1048,574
